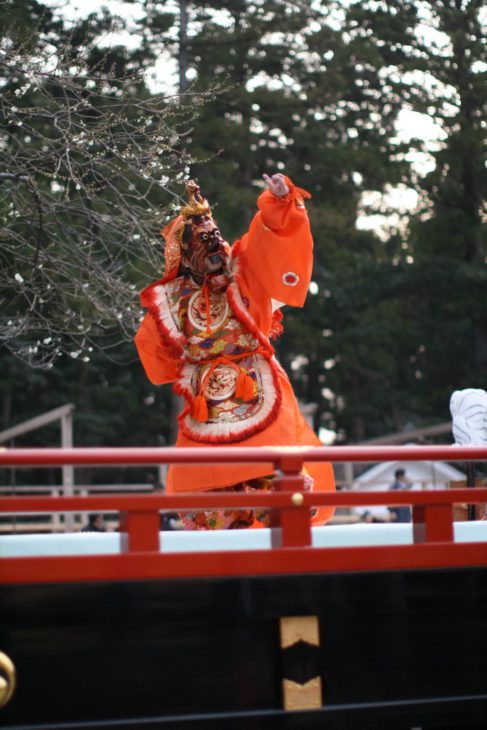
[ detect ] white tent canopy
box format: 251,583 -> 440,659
352,455 -> 465,519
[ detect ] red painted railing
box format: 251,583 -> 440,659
1,444 -> 486,465
1,446 -> 486,584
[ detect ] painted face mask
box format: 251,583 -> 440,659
182,216 -> 229,278
160,181 -> 231,291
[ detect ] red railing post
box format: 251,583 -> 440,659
119,510 -> 160,553
413,504 -> 454,543
271,455 -> 311,548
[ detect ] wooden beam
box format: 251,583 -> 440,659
361,422 -> 452,446
0,404 -> 75,444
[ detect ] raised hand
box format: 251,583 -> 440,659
263,173 -> 289,197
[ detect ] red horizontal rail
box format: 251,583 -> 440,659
1,445 -> 486,583
1,489 -> 487,513
2,543 -> 487,586
0,444 -> 486,466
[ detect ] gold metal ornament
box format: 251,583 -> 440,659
0,651 -> 16,709
280,615 -> 320,648
282,677 -> 322,711
180,180 -> 212,221
280,616 -> 322,711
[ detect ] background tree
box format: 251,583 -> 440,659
335,0 -> 487,438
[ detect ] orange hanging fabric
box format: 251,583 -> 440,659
192,393 -> 209,423
235,370 -> 255,402
191,357 -> 228,423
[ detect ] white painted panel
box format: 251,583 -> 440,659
1,522 -> 485,558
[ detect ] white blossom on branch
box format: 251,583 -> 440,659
0,25 -> 222,367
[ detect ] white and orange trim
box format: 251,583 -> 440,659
144,269 -> 284,444
177,354 -> 282,444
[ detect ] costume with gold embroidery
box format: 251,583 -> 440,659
135,175 -> 335,527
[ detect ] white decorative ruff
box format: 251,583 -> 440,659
152,280 -> 186,349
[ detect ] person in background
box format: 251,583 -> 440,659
81,513 -> 106,532
388,469 -> 412,523
361,510 -> 387,524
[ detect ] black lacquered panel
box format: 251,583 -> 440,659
0,567 -> 486,728
0,579 -> 280,725
318,569 -> 487,705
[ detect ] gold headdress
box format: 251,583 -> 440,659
180,180 -> 212,221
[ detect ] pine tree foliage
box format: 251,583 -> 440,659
334,0 -> 487,439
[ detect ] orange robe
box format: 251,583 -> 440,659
135,179 -> 335,524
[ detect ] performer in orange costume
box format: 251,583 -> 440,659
135,173 -> 335,528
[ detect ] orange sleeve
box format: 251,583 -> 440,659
134,313 -> 181,385
239,177 -> 313,307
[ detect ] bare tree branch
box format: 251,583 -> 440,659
0,25 -> 223,367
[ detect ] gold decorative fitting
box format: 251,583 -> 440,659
0,651 -> 16,709
180,180 -> 212,221
291,492 -> 304,507
279,616 -> 323,712
280,615 -> 320,649
282,677 -> 322,711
